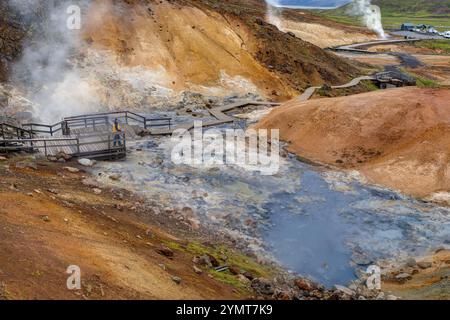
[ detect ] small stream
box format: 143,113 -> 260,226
93,123 -> 450,288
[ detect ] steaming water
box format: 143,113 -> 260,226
93,122 -> 450,287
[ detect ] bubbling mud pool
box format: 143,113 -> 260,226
93,126 -> 450,287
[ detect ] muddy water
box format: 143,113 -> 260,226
94,130 -> 450,287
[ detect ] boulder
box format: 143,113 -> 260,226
109,173 -> 121,181
229,265 -> 241,275
417,261 -> 432,269
334,285 -> 355,297
251,278 -> 274,296
171,276 -> 182,285
78,158 -> 95,167
63,167 -> 80,173
294,278 -> 315,291
193,266 -> 203,275
156,246 -> 174,258
395,273 -> 412,282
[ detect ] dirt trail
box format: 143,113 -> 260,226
0,158 -> 250,299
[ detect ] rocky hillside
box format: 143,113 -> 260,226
1,0 -> 361,107
0,2 -> 24,83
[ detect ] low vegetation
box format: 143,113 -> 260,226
317,0 -> 450,31
411,40 -> 450,54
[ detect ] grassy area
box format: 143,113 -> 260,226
316,1 -> 450,31
411,40 -> 450,54
399,68 -> 441,88
319,12 -> 450,31
161,239 -> 274,293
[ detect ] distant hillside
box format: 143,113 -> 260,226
318,0 -> 450,30
372,0 -> 450,15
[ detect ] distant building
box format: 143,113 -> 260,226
401,23 -> 415,31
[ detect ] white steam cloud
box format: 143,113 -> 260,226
9,0 -> 99,122
351,0 -> 386,39
265,1 -> 283,30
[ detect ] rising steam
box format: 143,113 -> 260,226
351,0 -> 386,39
265,0 -> 283,30
8,0 -> 100,122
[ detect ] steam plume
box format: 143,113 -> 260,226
265,0 -> 283,30
351,0 -> 386,39
8,0 -> 99,122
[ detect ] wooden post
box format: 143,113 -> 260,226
44,140 -> 47,157
77,138 -> 80,155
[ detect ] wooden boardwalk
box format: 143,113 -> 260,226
2,101 -> 280,157
149,100 -> 280,135
297,76 -> 376,101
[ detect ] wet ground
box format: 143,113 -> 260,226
93,122 -> 450,288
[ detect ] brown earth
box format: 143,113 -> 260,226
81,0 -> 361,100
382,249 -> 450,300
0,156 -> 273,300
256,87 -> 450,198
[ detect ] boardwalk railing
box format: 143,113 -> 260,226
0,122 -> 34,140
64,111 -> 172,131
0,133 -> 126,160
21,110 -> 172,136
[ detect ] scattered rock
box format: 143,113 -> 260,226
206,254 -> 219,267
16,162 -> 37,170
229,265 -> 240,275
375,292 -> 385,300
395,273 -> 412,283
109,173 -> 121,181
0,156 -> 6,161
56,151 -> 72,161
78,158 -> 95,167
172,276 -> 182,285
251,278 -> 274,296
156,246 -> 174,258
41,215 -> 50,222
294,278 -> 314,291
92,188 -> 102,195
47,189 -> 59,195
193,266 -> 203,275
405,258 -> 417,268
63,167 -> 80,173
81,178 -> 101,188
243,271 -> 255,281
333,285 -> 355,296
417,261 -> 432,269
193,254 -> 219,268
386,294 -> 399,300
237,274 -> 251,285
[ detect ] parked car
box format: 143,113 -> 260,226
444,31 -> 450,38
